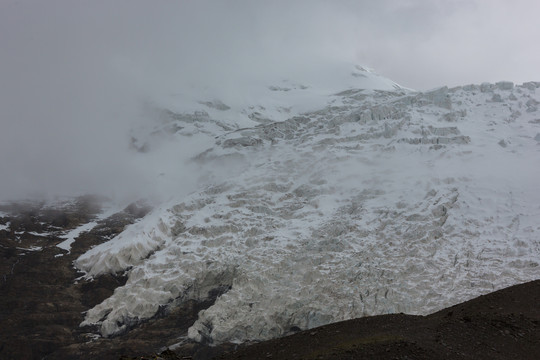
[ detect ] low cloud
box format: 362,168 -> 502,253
0,0 -> 538,201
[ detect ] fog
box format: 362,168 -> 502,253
1,0 -> 539,202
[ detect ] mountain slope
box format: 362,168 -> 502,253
74,65 -> 540,345
215,279 -> 540,360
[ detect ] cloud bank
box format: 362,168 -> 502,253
0,0 -> 538,201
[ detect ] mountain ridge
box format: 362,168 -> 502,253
72,73 -> 540,344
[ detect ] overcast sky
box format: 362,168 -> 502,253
1,0 -> 539,201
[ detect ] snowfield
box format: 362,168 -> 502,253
75,64 -> 540,344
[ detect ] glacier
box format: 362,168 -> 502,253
74,64 -> 540,344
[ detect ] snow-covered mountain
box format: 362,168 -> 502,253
73,63 -> 540,345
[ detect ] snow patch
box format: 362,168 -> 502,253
16,246 -> 43,252
56,204 -> 123,255
57,221 -> 99,253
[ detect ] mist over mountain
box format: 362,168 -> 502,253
1,0 -> 540,202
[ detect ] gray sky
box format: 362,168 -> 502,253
1,0 -> 539,201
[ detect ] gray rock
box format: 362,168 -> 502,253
463,84 -> 479,92
423,86 -> 452,109
199,100 -> 231,111
521,81 -> 540,90
480,82 -> 494,93
496,81 -> 514,90
222,137 -> 263,148
526,99 -> 539,113
491,93 -> 503,102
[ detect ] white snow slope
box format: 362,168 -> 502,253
75,64 -> 540,344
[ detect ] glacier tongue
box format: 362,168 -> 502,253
75,74 -> 540,344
